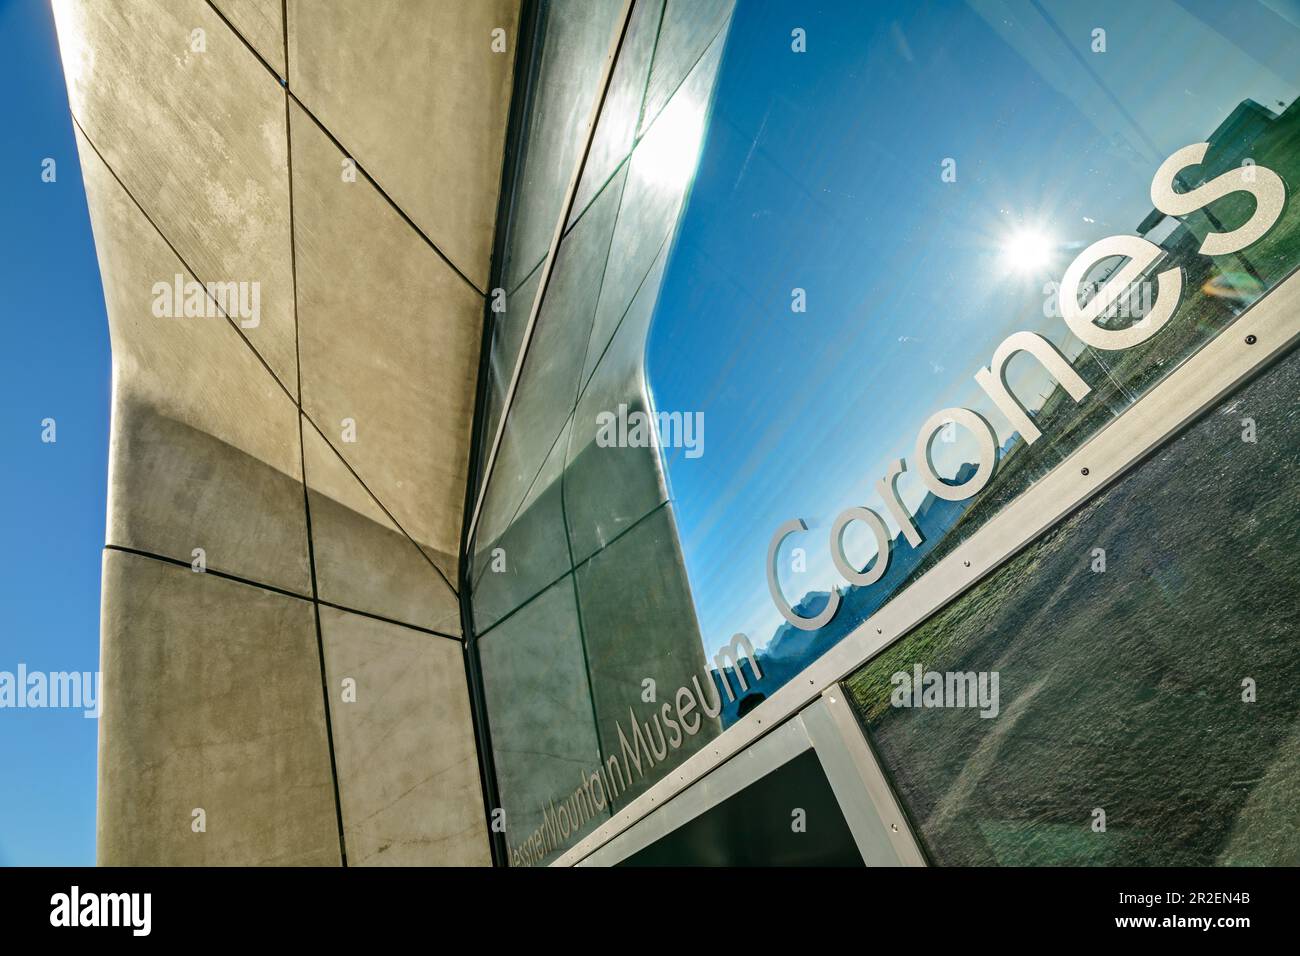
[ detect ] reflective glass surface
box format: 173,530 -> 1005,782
647,0 -> 1300,722
473,0 -> 736,865
845,340 -> 1300,865
619,750 -> 864,867
472,0 -> 1300,865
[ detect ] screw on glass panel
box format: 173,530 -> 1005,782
890,823 -> 900,832
1245,334 -> 1257,345
1081,467 -> 1090,476
963,560 -> 970,567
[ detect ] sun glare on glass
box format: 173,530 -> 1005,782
1000,228 -> 1054,273
637,93 -> 708,191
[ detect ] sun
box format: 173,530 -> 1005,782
1001,227 -> 1054,273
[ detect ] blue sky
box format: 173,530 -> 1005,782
0,0 -> 108,865
647,0 -> 1299,656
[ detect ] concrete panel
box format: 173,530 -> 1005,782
76,126 -> 311,595
319,607 -> 489,866
212,0 -> 286,76
573,505 -> 721,807
302,420 -> 461,636
98,550 -> 340,866
52,0 -> 297,388
478,576 -> 606,865
286,0 -> 519,289
290,99 -> 482,584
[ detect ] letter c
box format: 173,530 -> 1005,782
767,519 -> 840,631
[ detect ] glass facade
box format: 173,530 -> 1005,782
618,751 -> 864,867
648,0 -> 1300,726
472,0 -> 737,866
470,0 -> 1300,866
844,343 -> 1300,865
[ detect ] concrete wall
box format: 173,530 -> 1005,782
55,0 -> 520,866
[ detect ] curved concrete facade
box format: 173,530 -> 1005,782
55,0 -> 520,865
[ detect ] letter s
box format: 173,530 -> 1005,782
661,702 -> 682,750
1151,142 -> 1285,256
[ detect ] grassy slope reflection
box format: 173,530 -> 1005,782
845,346 -> 1300,866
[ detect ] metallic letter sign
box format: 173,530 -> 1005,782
768,139 -> 1287,630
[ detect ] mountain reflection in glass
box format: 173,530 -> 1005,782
647,0 -> 1300,725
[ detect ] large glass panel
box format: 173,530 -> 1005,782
570,0 -> 664,219
619,750 -> 864,867
472,164 -> 629,589
844,339 -> 1300,865
476,0 -> 625,472
500,0 -> 623,291
478,574 -> 607,867
473,0 -> 1300,867
638,0 -> 733,136
646,0 -> 1300,724
471,0 -> 737,865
